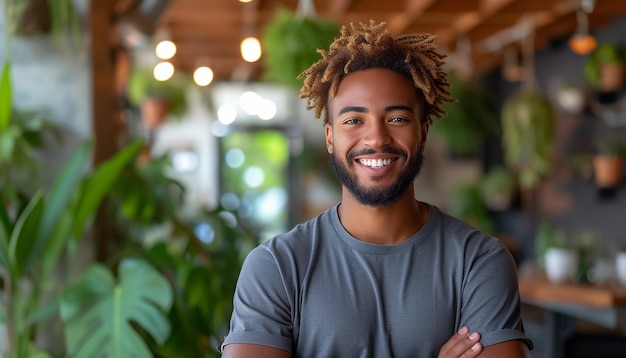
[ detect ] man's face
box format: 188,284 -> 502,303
325,68 -> 428,207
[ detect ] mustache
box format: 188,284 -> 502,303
347,147 -> 407,161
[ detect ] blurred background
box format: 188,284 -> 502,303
2,0 -> 626,357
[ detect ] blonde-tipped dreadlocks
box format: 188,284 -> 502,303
299,21 -> 454,126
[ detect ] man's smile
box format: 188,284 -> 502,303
357,157 -> 398,169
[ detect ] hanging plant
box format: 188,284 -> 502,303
501,91 -> 556,189
431,73 -> 498,158
5,0 -> 81,43
584,43 -> 625,93
127,67 -> 191,130
500,20 -> 556,192
262,8 -> 339,89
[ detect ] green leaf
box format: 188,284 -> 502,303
0,62 -> 11,131
0,201 -> 11,270
8,191 -> 44,277
71,141 -> 142,240
60,258 -> 173,358
24,142 -> 92,273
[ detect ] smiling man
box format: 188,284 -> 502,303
220,21 -> 533,358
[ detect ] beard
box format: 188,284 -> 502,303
329,147 -> 424,207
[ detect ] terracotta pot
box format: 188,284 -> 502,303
593,155 -> 625,188
141,98 -> 169,130
599,63 -> 625,92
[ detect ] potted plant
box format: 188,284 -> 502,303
592,135 -> 626,188
262,8 -> 339,89
534,221 -> 578,283
573,229 -> 601,283
501,90 -> 556,191
127,67 -> 191,130
584,43 -> 625,94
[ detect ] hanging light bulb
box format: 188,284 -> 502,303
194,66 -> 214,86
154,61 -> 174,81
155,40 -> 177,60
241,36 -> 262,62
569,10 -> 597,55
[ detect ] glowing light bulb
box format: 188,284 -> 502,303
194,66 -> 214,86
153,61 -> 174,81
241,37 -> 262,62
155,40 -> 177,60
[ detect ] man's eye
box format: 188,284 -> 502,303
343,118 -> 360,124
389,116 -> 406,122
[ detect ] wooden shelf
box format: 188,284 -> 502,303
519,272 -> 626,308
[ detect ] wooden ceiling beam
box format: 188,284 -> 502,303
387,0 -> 438,34
326,0 -> 355,21
435,0 -> 516,47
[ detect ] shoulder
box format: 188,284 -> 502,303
428,205 -> 504,250
245,205 -> 338,266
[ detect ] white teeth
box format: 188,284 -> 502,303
360,158 -> 392,168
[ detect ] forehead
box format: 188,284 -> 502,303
331,68 -> 423,112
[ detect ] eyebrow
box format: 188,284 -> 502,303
337,105 -> 415,116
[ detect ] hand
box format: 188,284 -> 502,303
437,326 -> 482,358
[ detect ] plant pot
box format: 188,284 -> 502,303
544,247 -> 579,283
599,63 -> 625,93
592,155 -> 625,188
141,98 -> 169,130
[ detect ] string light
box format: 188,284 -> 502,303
194,66 -> 214,86
153,61 -> 174,81
155,40 -> 177,60
241,37 -> 262,62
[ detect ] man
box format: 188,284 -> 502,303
221,21 -> 532,357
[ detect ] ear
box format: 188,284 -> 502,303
325,124 -> 333,154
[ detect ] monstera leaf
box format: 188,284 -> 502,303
60,258 -> 173,358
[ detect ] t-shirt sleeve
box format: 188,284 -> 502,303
220,246 -> 294,352
461,240 -> 534,350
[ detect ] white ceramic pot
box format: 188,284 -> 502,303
615,252 -> 626,285
544,248 -> 579,283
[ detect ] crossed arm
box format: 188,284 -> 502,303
221,326 -> 530,358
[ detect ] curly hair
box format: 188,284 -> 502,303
299,20 -> 454,126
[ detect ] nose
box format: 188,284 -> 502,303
363,121 -> 392,148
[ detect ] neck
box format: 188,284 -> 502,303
337,187 -> 429,245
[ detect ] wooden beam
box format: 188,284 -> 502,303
326,0 -> 354,21
90,0 -> 117,164
387,0 -> 437,34
90,0 -> 126,262
436,0 -> 516,47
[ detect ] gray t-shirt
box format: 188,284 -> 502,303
222,204 -> 533,357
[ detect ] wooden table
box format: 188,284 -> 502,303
519,272 -> 626,358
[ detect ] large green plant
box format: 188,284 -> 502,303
0,139 -> 144,357
105,156 -> 258,357
60,258 -> 172,358
0,62 -> 61,207
262,9 -> 339,89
